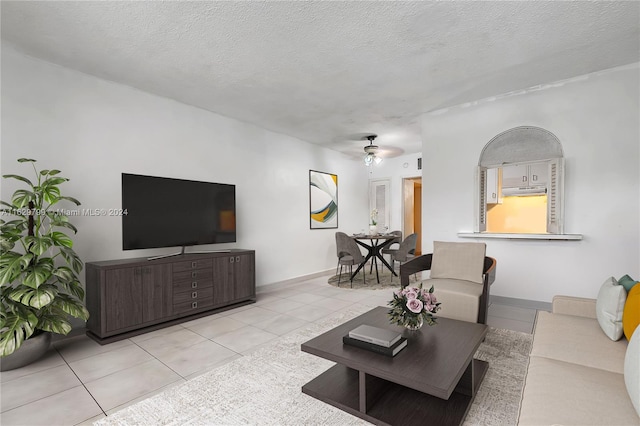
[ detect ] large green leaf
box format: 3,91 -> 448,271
41,177 -> 68,187
52,294 -> 89,321
1,228 -> 25,241
25,235 -> 54,255
46,211 -> 65,222
0,309 -> 38,356
9,284 -> 58,309
0,221 -> 26,252
2,174 -> 33,187
19,253 -> 34,268
41,186 -> 61,204
40,169 -> 61,176
60,247 -> 83,273
48,213 -> 79,233
1,218 -> 28,229
57,278 -> 85,300
52,266 -> 76,283
11,189 -> 35,208
0,251 -> 24,285
23,259 -> 54,288
0,235 -> 16,252
57,221 -> 78,234
58,196 -> 81,206
51,231 -> 73,248
36,310 -> 72,335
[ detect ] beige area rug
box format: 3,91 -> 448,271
327,266 -> 419,290
95,306 -> 532,426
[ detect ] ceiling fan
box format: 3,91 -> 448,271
363,134 -> 382,166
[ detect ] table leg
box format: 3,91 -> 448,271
370,240 -> 381,283
352,240 -> 376,282
454,359 -> 477,397
374,240 -> 397,277
359,370 -> 367,413
350,250 -> 374,282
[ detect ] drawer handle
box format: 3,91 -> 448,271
192,291 -> 198,299
230,256 -> 234,263
191,301 -> 198,309
191,261 -> 197,268
235,256 -> 240,262
191,281 -> 198,289
192,271 -> 197,278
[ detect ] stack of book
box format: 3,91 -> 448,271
343,324 -> 407,357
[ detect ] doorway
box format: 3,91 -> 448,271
402,177 -> 422,256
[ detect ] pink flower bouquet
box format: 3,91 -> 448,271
388,284 -> 441,330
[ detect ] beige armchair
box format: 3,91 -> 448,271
399,241 -> 496,324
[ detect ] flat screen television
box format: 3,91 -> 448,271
122,173 -> 236,250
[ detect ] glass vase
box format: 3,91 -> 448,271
405,316 -> 424,331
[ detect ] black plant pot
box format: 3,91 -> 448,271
0,332 -> 52,371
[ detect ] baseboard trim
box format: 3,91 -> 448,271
490,295 -> 552,312
257,269 -> 334,294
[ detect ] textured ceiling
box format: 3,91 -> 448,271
2,1 -> 639,159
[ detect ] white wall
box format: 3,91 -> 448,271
1,45 -> 370,288
421,64 -> 640,303
367,152 -> 422,232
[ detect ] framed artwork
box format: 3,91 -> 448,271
309,170 -> 338,229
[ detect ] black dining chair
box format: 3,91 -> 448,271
335,232 -> 366,287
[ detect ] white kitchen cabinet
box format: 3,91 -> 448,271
486,168 -> 502,204
528,162 -> 548,186
502,162 -> 548,188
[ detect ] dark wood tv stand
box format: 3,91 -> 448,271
85,249 -> 255,344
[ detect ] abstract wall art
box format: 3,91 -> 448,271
309,170 -> 338,229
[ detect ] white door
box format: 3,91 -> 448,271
369,179 -> 390,231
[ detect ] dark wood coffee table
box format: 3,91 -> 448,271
301,306 -> 488,426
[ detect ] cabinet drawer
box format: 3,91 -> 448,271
173,268 -> 213,282
173,259 -> 213,273
173,286 -> 213,304
173,297 -> 214,315
173,279 -> 213,294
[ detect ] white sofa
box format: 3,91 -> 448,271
517,295 -> 639,425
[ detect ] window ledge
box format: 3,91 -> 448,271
457,232 -> 583,241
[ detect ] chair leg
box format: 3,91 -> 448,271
338,265 -> 342,286
349,264 -> 354,288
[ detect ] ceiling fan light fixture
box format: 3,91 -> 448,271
364,153 -> 374,165
363,134 -> 382,166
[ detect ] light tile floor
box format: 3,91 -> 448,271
0,273 -> 541,425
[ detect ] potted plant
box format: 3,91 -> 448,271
388,284 -> 441,330
0,158 -> 89,370
369,209 -> 378,234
